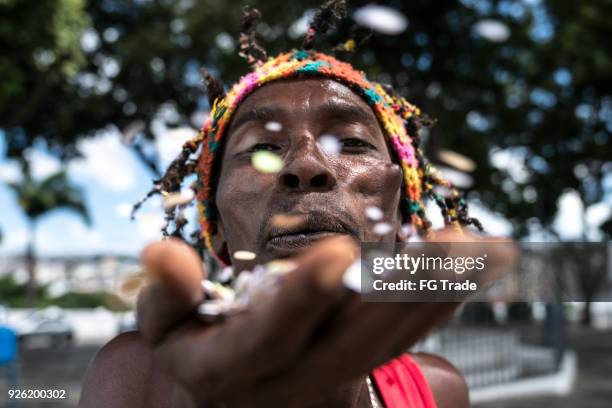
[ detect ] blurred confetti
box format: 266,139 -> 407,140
474,19 -> 510,42
373,222 -> 393,236
438,149 -> 476,172
365,206 -> 384,221
265,121 -> 283,132
353,5 -> 408,35
342,260 -> 362,293
252,150 -> 284,173
271,213 -> 306,229
120,271 -> 148,295
233,250 -> 257,261
162,188 -> 195,210
318,134 -> 341,155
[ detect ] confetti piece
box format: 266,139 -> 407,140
265,260 -> 298,275
365,206 -> 384,221
265,121 -> 283,132
233,250 -> 257,261
438,149 -> 476,172
270,213 -> 305,229
197,301 -> 226,319
162,189 -> 195,210
354,5 -> 408,35
217,266 -> 234,283
342,260 -> 362,293
400,223 -> 413,240
373,222 -> 393,236
318,134 -> 341,155
252,151 -> 283,173
474,19 -> 510,42
120,272 -> 147,294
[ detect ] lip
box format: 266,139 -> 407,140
263,209 -> 357,255
267,231 -> 349,250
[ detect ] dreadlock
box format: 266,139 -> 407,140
238,6 -> 267,67
200,68 -> 225,106
303,0 -> 347,50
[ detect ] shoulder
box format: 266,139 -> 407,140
79,331 -> 173,408
411,352 -> 469,408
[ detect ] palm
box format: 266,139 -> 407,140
8,166 -> 90,304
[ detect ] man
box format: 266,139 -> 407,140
80,2 -> 511,407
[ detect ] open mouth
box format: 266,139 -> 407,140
266,211 -> 354,251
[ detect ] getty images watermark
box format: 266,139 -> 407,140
358,242 -> 610,302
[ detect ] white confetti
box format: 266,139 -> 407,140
265,260 -> 298,275
373,222 -> 393,236
474,19 -> 510,42
318,134 -> 341,155
438,149 -> 476,172
342,260 -> 362,293
353,5 -> 408,35
252,151 -> 283,173
217,266 -> 234,283
233,250 -> 257,261
400,223 -> 413,240
365,206 -> 384,221
265,121 -> 283,132
162,188 -> 195,210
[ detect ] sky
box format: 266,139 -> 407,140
0,127 -> 609,258
0,127 -> 196,257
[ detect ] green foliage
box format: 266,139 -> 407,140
0,275 -> 129,310
0,0 -> 610,238
0,0 -> 89,120
7,167 -> 90,224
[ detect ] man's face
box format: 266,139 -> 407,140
215,78 -> 404,269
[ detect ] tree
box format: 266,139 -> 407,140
1,0 -> 609,238
7,165 -> 90,304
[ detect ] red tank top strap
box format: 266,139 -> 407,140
371,354 -> 437,408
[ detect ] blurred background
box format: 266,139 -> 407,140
0,0 -> 610,406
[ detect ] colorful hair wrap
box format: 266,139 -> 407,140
188,49 -> 476,266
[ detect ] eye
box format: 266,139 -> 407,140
341,138 -> 376,152
247,143 -> 280,153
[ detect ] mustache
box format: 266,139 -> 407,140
256,199 -> 359,248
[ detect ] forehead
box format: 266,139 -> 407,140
227,78 -> 381,134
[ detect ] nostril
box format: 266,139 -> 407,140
310,174 -> 328,188
281,173 -> 300,189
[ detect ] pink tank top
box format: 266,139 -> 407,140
372,354 -> 437,408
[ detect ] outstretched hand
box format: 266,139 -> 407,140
136,230 -> 516,407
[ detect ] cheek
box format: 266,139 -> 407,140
338,159 -> 404,241
215,166 -> 276,250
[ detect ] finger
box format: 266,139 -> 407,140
153,236 -> 357,396
137,238 -> 205,345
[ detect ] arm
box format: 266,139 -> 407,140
79,331 -> 174,408
413,353 -> 470,408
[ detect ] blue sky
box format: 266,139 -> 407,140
0,127 -> 197,257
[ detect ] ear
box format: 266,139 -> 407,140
210,219 -> 232,265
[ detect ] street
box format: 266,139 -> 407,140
1,328 -> 610,407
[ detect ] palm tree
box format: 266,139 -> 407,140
8,163 -> 90,304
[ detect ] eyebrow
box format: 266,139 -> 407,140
229,106 -> 287,134
315,99 -> 377,126
229,99 -> 377,134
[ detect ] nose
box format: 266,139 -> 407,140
277,137 -> 337,193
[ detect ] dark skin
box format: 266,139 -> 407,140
80,79 -> 515,407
